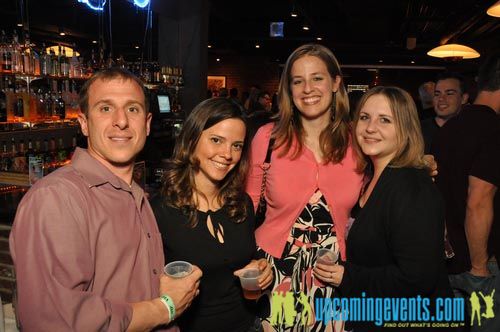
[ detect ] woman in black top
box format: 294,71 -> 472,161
152,98 -> 273,332
314,86 -> 453,330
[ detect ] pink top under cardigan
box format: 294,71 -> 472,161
245,123 -> 363,260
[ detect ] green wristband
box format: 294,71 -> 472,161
159,294 -> 176,321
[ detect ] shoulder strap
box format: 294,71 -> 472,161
264,137 -> 275,164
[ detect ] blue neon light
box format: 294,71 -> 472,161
133,0 -> 150,8
78,0 -> 107,11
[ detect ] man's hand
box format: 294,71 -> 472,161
159,265 -> 203,320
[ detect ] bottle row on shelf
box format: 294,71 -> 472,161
0,136 -> 77,185
0,77 -> 79,123
1,29 -> 185,85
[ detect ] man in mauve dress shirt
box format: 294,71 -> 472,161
9,68 -> 202,331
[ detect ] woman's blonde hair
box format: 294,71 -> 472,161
352,86 -> 426,172
272,43 -> 351,163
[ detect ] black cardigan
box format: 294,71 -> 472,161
340,167 -> 452,299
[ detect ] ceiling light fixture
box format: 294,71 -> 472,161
133,0 -> 150,8
77,0 -> 106,11
255,44 -> 260,49
487,1 -> 500,17
427,43 -> 480,59
302,24 -> 310,31
59,27 -> 66,36
316,37 -> 323,41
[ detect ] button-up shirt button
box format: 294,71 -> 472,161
153,269 -> 157,274
147,233 -> 151,238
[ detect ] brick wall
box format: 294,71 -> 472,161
208,54 -> 281,101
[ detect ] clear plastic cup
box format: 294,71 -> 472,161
238,268 -> 262,300
316,248 -> 338,265
164,261 -> 193,278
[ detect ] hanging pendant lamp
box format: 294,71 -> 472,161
487,1 -> 500,17
427,44 -> 480,60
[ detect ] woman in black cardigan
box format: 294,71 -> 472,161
314,86 -> 453,330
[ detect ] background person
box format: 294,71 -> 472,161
152,97 -> 273,332
246,43 -> 363,331
314,86 -> 453,331
420,72 -> 469,153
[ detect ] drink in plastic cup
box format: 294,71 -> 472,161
238,268 -> 262,300
164,261 -> 193,278
316,248 -> 338,265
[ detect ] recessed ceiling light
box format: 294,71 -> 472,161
378,59 -> 383,63
411,60 -> 415,64
255,44 -> 260,48
302,25 -> 309,31
208,45 -> 212,48
316,37 -> 322,41
135,45 -> 140,49
92,40 -> 97,44
17,23 -> 23,27
216,58 -> 220,62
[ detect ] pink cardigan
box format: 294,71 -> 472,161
245,123 -> 363,260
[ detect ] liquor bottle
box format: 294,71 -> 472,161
17,139 -> 27,173
0,88 -> 7,122
2,30 -> 12,73
68,135 -> 77,160
9,138 -> 17,172
34,139 -> 41,157
57,137 -> 67,163
0,30 -> 5,73
50,47 -> 59,76
11,30 -> 22,73
14,95 -> 24,120
47,137 -> 57,173
60,47 -> 69,77
40,43 -> 51,76
69,47 -> 79,78
0,140 -> 11,171
22,32 -> 32,74
26,139 -> 35,159
54,92 -> 66,119
44,92 -> 53,118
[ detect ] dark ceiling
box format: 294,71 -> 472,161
207,0 -> 500,66
0,0 -> 498,67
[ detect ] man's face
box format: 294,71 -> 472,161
78,77 -> 152,175
433,78 -> 468,120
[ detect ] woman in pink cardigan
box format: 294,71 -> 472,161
246,43 -> 363,331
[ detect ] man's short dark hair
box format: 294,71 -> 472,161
435,71 -> 467,94
79,67 -> 149,116
477,51 -> 500,92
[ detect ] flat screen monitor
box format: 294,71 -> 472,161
158,95 -> 171,113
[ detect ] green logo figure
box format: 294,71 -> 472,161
470,292 -> 482,326
479,289 -> 495,319
271,291 -> 297,328
470,289 -> 495,326
270,291 -> 313,328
